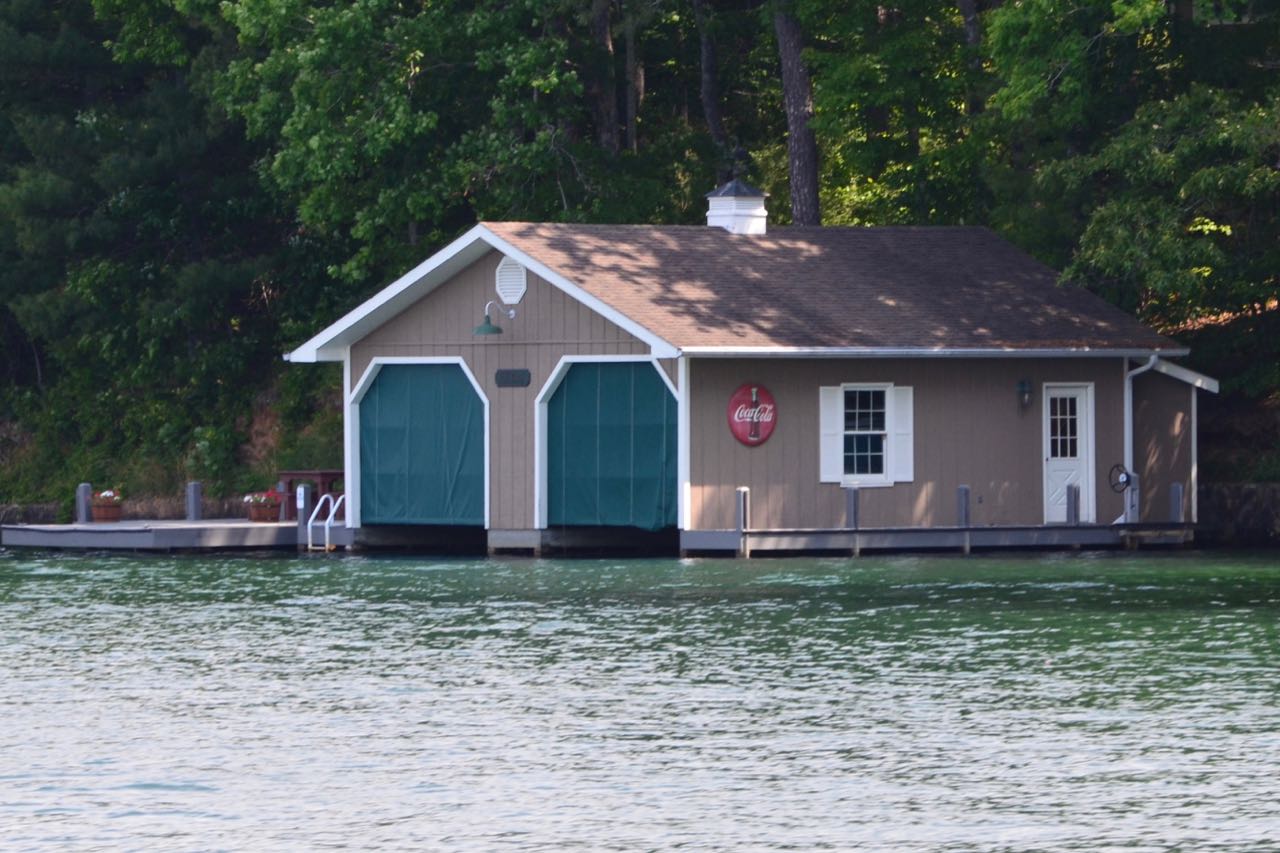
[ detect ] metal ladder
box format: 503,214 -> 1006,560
307,493 -> 347,552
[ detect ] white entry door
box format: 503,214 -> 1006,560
1043,384 -> 1095,523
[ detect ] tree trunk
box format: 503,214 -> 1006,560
624,17 -> 643,153
957,0 -> 984,115
692,0 -> 729,154
588,0 -> 620,154
773,7 -> 820,225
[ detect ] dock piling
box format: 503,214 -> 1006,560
844,486 -> 861,557
957,485 -> 971,554
295,483 -> 315,551
186,481 -> 203,521
75,483 -> 92,524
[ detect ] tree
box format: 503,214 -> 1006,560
773,3 -> 821,223
0,0 -> 330,498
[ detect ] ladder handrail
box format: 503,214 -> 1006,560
306,493 -> 346,551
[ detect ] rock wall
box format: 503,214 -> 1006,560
0,503 -> 60,524
1198,483 -> 1280,547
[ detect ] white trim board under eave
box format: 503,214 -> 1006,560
285,224 -> 679,363
678,346 -> 1191,359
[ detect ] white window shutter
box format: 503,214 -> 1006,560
819,386 -> 844,483
890,385 -> 914,483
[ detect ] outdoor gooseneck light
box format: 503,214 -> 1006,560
474,300 -> 516,336
1016,378 -> 1033,408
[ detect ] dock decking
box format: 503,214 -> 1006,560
0,518 -> 351,551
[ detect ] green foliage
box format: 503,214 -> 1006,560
1059,87 -> 1280,324
3,0 -> 1279,499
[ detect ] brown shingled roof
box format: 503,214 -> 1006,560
483,222 -> 1180,352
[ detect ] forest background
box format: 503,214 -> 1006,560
1,0 -> 1278,506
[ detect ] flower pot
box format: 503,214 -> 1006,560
91,503 -> 123,523
247,503 -> 281,523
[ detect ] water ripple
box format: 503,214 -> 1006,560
1,550 -> 1278,850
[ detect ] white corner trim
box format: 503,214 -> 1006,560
1191,386 -> 1199,524
343,349 -> 358,528
533,355 -> 678,529
677,356 -> 691,531
348,356 -> 491,529
1152,359 -> 1220,393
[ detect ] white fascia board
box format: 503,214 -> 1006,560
283,224 -> 497,363
476,230 -> 679,359
677,346 -> 1191,359
1152,358 -> 1220,393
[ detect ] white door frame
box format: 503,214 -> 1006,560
1042,382 -> 1096,524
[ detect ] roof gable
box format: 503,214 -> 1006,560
285,224 -> 678,362
287,222 -> 1184,363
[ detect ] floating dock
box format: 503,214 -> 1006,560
0,518 -> 352,552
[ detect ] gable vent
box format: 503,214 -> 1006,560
495,256 -> 527,305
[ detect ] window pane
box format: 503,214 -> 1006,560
842,387 -> 887,477
866,434 -> 884,474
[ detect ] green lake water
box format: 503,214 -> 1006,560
1,548 -> 1278,850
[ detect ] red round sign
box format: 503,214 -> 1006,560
727,383 -> 777,446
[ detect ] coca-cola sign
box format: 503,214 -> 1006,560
727,383 -> 777,446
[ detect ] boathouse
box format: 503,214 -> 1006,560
285,182 -> 1217,554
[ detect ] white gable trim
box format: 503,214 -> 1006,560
285,224 -> 678,363
1152,358 -> 1219,393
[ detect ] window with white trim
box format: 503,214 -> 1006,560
819,383 -> 914,486
843,387 -> 887,476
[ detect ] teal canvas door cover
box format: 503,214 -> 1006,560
547,362 -> 676,530
359,363 -> 484,525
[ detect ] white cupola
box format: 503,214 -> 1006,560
705,178 -> 768,235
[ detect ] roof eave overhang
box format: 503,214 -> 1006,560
1152,358 -> 1220,393
284,224 -> 679,363
676,346 -> 1191,359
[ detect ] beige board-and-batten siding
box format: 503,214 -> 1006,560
350,250 -> 674,531
1133,370 -> 1194,523
687,357 -> 1129,531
